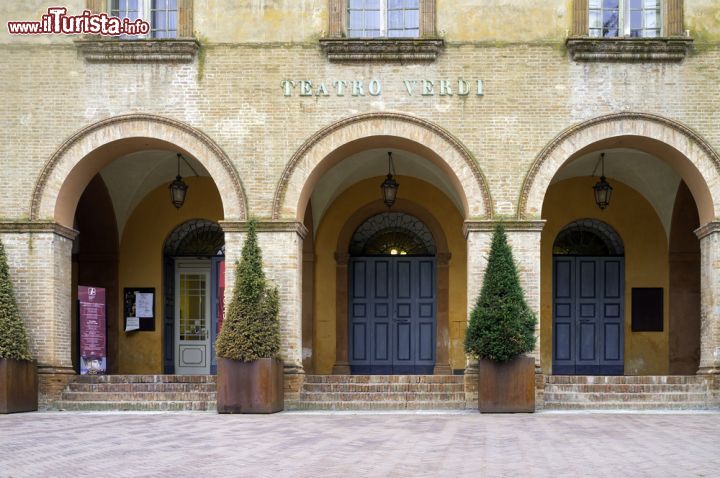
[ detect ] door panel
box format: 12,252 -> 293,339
553,256 -> 624,375
600,258 -> 624,374
175,261 -> 211,375
349,257 -> 436,374
163,257 -> 175,374
552,257 -> 575,374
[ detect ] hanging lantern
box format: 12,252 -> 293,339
592,152 -> 613,210
380,151 -> 399,208
169,153 -> 189,209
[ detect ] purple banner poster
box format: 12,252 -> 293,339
78,286 -> 107,375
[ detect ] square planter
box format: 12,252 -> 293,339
478,355 -> 535,413
0,359 -> 38,414
217,357 -> 283,414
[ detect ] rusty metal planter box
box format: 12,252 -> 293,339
478,355 -> 535,413
217,357 -> 283,414
0,359 -> 38,414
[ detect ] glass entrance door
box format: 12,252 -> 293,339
175,260 -> 211,375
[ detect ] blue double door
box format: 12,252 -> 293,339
553,256 -> 625,375
349,257 -> 436,374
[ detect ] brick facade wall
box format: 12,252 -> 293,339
1,3 -> 720,400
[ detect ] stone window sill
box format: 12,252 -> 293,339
74,38 -> 199,63
565,37 -> 693,62
319,38 -> 444,62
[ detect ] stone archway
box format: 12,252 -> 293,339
25,114 -> 247,403
31,113 -> 247,226
332,198 -> 453,375
518,112 -> 720,223
272,112 -> 493,221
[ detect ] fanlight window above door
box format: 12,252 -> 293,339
164,219 -> 225,257
553,219 -> 624,256
350,212 -> 436,256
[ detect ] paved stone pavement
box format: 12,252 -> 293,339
1,411 -> 719,477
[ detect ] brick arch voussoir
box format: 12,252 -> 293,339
272,112 -> 493,221
518,112 -> 720,220
31,113 -> 247,223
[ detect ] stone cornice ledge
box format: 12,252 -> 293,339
319,38 -> 444,62
566,36 -> 693,62
694,221 -> 720,240
74,38 -> 199,63
463,220 -> 546,238
219,221 -> 308,240
0,221 -> 78,240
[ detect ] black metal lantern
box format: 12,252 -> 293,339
592,153 -> 613,210
169,153 -> 189,209
381,151 -> 399,208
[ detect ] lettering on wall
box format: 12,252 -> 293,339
281,79 -> 484,98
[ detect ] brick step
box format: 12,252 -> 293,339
545,376 -> 708,385
302,383 -> 464,393
543,392 -> 710,403
60,391 -> 216,402
544,384 -> 708,393
300,392 -> 466,402
55,400 -> 216,412
74,375 -> 216,384
68,383 -> 217,393
543,401 -> 714,410
304,375 -> 464,384
290,401 -> 467,411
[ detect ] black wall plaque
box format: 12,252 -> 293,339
631,288 -> 663,332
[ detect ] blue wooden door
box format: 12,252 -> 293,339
553,256 -> 624,375
349,257 -> 435,374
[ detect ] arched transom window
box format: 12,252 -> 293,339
164,219 -> 225,257
350,212 -> 436,256
553,219 -> 624,256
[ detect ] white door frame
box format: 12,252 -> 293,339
174,259 -> 212,375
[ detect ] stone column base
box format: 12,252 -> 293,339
535,371 -> 546,411
463,365 -> 478,409
283,364 -> 305,402
38,366 -> 76,409
697,366 -> 720,375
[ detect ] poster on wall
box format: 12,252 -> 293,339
123,288 -> 155,331
78,286 -> 107,375
217,260 -> 225,333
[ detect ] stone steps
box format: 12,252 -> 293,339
302,383 -> 465,393
293,375 -> 467,410
73,375 -> 216,384
292,401 -> 467,411
67,383 -> 216,393
304,375 -> 464,384
300,392 -> 466,402
543,375 -> 719,410
61,391 -> 217,402
545,384 -> 708,393
56,375 -> 217,412
546,375 -> 709,385
56,401 -> 216,412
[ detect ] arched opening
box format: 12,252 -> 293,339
163,219 -> 225,375
552,219 -> 625,375
541,145 -> 702,376
33,115 -> 242,378
306,171 -> 464,377
283,115 -> 483,377
348,212 -> 437,374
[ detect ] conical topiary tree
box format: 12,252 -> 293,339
216,219 -> 280,362
464,224 -> 536,362
0,239 -> 31,361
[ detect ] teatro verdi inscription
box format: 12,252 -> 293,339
282,79 -> 484,98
